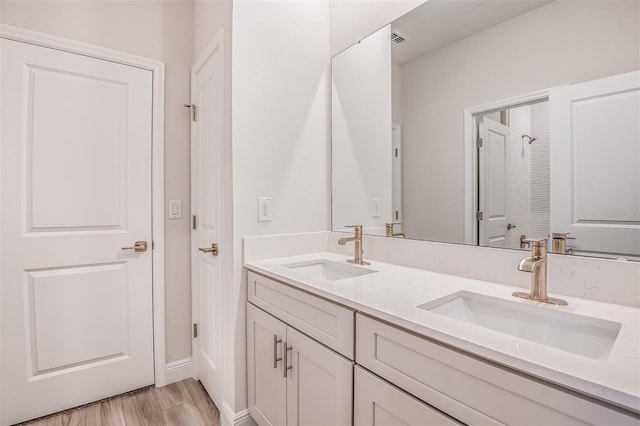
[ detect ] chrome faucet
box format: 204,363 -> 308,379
337,225 -> 370,265
513,238 -> 567,306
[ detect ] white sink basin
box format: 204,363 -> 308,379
281,259 -> 377,281
418,291 -> 621,359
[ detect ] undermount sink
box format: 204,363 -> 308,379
418,291 -> 621,359
281,259 -> 377,281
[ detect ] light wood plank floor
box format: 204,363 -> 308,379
18,379 -> 220,426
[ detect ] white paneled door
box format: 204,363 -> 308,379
550,70 -> 640,257
1,39 -> 154,425
479,117 -> 512,248
191,31 -> 225,406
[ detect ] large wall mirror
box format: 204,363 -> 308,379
332,0 -> 640,260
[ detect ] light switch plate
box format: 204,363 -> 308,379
258,197 -> 272,222
371,198 -> 381,217
169,200 -> 182,219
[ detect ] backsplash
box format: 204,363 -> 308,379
244,231 -> 330,262
244,231 -> 640,308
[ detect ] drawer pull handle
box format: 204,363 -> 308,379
284,342 -> 293,377
273,335 -> 282,368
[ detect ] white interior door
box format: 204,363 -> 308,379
550,70 -> 640,257
191,34 -> 224,405
1,39 -> 154,424
479,117 -> 512,247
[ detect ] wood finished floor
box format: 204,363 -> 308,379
19,379 -> 220,426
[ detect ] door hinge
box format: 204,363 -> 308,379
184,104 -> 197,121
395,148 -> 399,157
193,323 -> 198,338
192,215 -> 197,230
152,240 -> 155,249
477,211 -> 484,221
476,137 -> 483,148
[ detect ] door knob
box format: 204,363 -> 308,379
507,223 -> 517,230
198,243 -> 219,256
121,241 -> 148,252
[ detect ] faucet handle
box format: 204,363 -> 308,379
552,232 -> 576,240
521,237 -> 548,247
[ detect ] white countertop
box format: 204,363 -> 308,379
245,252 -> 640,414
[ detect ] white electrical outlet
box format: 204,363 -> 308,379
258,197 -> 272,222
168,200 -> 182,219
371,198 -> 381,217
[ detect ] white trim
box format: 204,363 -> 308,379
221,403 -> 255,426
0,24 -> 167,387
463,88 -> 553,246
165,357 -> 193,385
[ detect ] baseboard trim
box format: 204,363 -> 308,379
221,402 -> 255,426
164,357 -> 192,385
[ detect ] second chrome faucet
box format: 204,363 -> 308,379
337,225 -> 370,265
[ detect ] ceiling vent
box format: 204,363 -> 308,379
391,32 -> 407,44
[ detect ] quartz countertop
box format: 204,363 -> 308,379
244,252 -> 640,414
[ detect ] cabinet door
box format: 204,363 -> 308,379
285,327 -> 353,426
354,366 -> 462,426
247,303 -> 287,426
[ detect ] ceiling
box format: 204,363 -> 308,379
391,0 -> 551,64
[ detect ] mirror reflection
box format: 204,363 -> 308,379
331,0 -> 640,260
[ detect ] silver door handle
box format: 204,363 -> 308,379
273,335 -> 282,368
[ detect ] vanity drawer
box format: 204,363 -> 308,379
355,365 -> 462,426
247,271 -> 354,359
356,314 -> 636,426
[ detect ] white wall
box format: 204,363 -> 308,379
400,0 -> 640,243
392,62 -> 403,125
193,0 -> 232,63
0,0 -> 194,363
231,0 -> 330,416
504,103 -> 550,249
332,25 -> 392,234
507,106 -> 534,249
529,102 -> 550,242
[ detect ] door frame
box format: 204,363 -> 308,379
462,88 -> 551,246
0,24 -> 168,386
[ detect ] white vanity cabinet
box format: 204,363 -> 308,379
356,313 -> 638,426
246,272 -> 354,426
245,267 -> 640,426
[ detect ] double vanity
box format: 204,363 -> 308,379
245,234 -> 640,425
